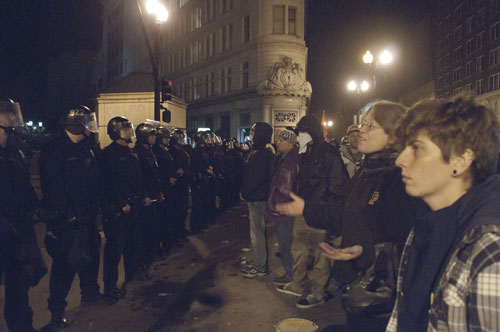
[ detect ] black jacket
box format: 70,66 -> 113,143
40,132 -> 103,227
295,115 -> 349,232
333,150 -> 418,284
100,141 -> 143,211
134,144 -> 161,199
152,144 -> 177,192
169,144 -> 191,185
241,122 -> 276,202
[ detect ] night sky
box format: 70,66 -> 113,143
1,0 -> 431,132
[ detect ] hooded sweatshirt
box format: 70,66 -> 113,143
240,122 -> 276,202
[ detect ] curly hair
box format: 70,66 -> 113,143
397,96 -> 500,184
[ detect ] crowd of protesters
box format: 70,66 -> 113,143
2,94 -> 500,332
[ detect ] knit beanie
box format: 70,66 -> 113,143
276,128 -> 297,144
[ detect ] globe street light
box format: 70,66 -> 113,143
360,80 -> 370,92
379,49 -> 393,65
347,80 -> 357,92
327,120 -> 333,127
363,50 -> 374,65
146,0 -> 168,23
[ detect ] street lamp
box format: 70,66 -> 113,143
379,49 -> 393,65
347,80 -> 357,92
363,51 -> 374,65
327,120 -> 333,127
360,80 -> 370,92
346,80 -> 370,94
138,0 -> 169,121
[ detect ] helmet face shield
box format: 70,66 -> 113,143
117,122 -> 135,141
84,112 -> 98,133
10,101 -> 24,127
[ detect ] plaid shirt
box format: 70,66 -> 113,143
387,225 -> 500,332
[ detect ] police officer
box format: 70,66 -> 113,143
168,130 -> 190,244
134,122 -> 162,278
100,116 -> 142,302
0,100 -> 46,332
152,126 -> 177,256
39,106 -> 103,329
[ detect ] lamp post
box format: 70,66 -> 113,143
137,0 -> 168,121
362,49 -> 393,89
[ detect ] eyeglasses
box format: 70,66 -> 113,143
358,122 -> 380,131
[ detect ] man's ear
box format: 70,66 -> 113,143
450,148 -> 475,177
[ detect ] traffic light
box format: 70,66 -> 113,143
162,107 -> 171,123
161,79 -> 173,103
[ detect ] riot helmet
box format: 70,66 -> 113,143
61,105 -> 98,135
107,116 -> 135,143
135,122 -> 157,145
171,129 -> 185,145
193,132 -> 205,146
0,99 -> 24,135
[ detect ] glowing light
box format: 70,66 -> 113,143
347,81 -> 357,91
146,0 -> 168,23
363,50 -> 374,64
360,81 -> 370,91
327,121 -> 333,127
379,49 -> 393,65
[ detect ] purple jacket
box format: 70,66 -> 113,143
265,145 -> 300,223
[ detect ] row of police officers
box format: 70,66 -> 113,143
0,101 -> 245,332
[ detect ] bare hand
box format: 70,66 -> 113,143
122,204 -> 131,214
169,177 -> 177,185
319,242 -> 363,261
177,168 -> 184,176
276,192 -> 305,216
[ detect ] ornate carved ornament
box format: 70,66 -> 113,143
257,56 -> 312,99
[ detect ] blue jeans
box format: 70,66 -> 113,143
247,201 -> 268,272
275,220 -> 294,279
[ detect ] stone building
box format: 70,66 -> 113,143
96,0 -> 311,142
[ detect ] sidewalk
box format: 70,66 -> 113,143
0,203 -> 346,332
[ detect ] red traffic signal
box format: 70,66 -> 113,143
162,80 -> 173,102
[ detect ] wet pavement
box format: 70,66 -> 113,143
0,202 -> 346,332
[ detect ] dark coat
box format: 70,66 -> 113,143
241,122 -> 276,202
295,115 -> 349,232
40,133 -> 103,227
134,144 -> 161,199
333,150 -> 417,284
265,145 -> 300,223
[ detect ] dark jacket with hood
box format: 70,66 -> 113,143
241,122 -> 276,202
296,115 -> 349,233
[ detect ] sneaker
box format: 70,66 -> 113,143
276,283 -> 303,297
273,274 -> 292,286
296,294 -> 325,309
240,266 -> 267,278
103,288 -> 126,304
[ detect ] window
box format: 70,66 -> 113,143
477,55 -> 484,72
438,22 -> 444,34
242,61 -> 249,88
490,47 -> 500,67
208,0 -> 216,21
445,34 -> 452,47
240,113 -> 250,126
466,0 -> 474,10
205,116 -> 214,130
444,53 -> 450,67
466,16 -> 475,33
204,74 -> 210,97
445,15 -> 451,29
454,4 -> 463,21
191,6 -> 202,31
489,73 -> 500,91
466,39 -> 473,55
453,46 -> 463,62
220,68 -> 226,94
452,87 -> 462,96
466,61 -> 473,77
210,72 -> 216,95
453,67 -> 462,82
209,33 -> 215,57
454,25 -> 462,42
476,79 -> 483,94
437,58 -> 443,73
227,24 -> 233,50
466,83 -> 474,92
273,5 -> 285,34
445,73 -> 451,86
243,15 -> 250,43
492,0 -> 500,15
288,7 -> 297,35
226,67 -> 232,92
476,31 -> 485,49
437,77 -> 444,89
222,0 -> 233,13
478,8 -> 486,26
491,21 -> 500,41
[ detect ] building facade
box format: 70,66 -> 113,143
97,0 -> 310,142
434,0 -> 500,110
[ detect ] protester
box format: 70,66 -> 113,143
0,100 -> 46,332
240,122 -> 276,278
386,97 -> 500,331
265,128 -> 300,285
319,101 -> 416,331
39,106 -> 104,329
276,114 -> 348,309
341,124 -> 363,178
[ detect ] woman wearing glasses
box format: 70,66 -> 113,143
386,97 -> 500,331
320,100 -> 418,331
